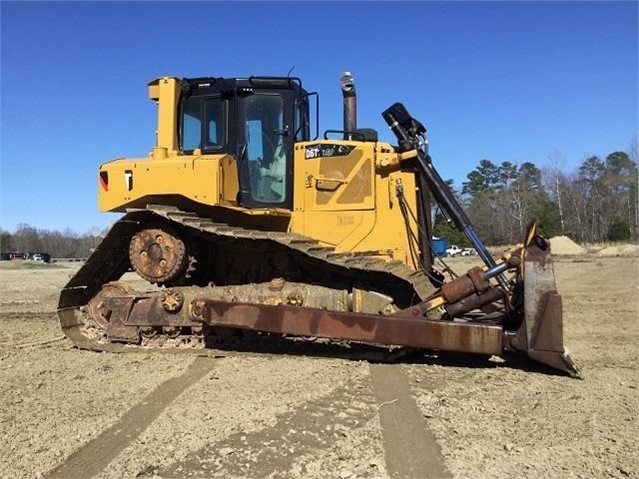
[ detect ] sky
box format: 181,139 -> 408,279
1,1 -> 637,234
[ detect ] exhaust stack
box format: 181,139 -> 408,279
340,71 -> 357,140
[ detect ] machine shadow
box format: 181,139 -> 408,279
203,334 -> 568,378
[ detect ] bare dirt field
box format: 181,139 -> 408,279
0,253 -> 637,479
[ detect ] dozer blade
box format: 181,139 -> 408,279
505,231 -> 582,378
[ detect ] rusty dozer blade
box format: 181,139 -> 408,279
504,225 -> 582,378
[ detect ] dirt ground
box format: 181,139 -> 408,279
0,254 -> 637,479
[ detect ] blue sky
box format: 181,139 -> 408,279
1,1 -> 637,234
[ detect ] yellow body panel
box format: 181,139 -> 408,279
99,154 -> 238,212
289,140 -> 420,265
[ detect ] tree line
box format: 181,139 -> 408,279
433,149 -> 638,246
0,224 -> 106,259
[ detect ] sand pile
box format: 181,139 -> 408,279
549,236 -> 586,255
595,244 -> 639,257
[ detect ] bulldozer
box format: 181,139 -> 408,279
57,72 -> 580,378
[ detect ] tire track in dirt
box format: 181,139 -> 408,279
370,363 -> 451,479
44,355 -> 217,479
151,376 -> 383,479
142,360 -> 451,479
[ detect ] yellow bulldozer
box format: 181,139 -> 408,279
57,72 -> 580,377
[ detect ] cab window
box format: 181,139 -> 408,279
294,97 -> 310,142
181,97 -> 226,152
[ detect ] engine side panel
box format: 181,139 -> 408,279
290,140 -> 421,267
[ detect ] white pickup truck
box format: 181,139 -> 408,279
446,245 -> 462,257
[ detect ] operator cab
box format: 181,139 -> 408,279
178,76 -> 311,209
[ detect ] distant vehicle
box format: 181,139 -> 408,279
461,248 -> 478,257
446,245 -> 462,257
29,252 -> 52,263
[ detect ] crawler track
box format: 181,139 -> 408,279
57,205 -> 435,352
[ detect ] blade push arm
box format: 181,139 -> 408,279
382,103 -> 509,292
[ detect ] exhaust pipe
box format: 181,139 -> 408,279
340,71 -> 356,140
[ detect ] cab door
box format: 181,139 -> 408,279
238,92 -> 294,209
